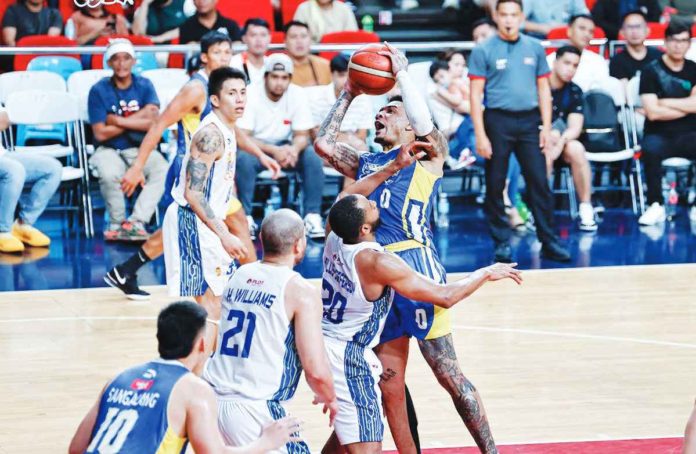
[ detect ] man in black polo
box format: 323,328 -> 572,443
469,0 -> 570,262
178,0 -> 241,44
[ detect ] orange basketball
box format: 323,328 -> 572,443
348,44 -> 396,96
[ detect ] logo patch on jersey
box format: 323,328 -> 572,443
246,278 -> 264,286
524,57 -> 536,66
143,368 -> 157,379
496,58 -> 508,70
130,378 -> 154,391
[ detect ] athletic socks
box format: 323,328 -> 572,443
118,247 -> 152,277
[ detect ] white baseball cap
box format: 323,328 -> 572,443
105,38 -> 136,61
264,53 -> 294,75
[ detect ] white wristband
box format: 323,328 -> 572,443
396,70 -> 435,137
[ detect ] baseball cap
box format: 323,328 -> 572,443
105,38 -> 136,61
264,53 -> 294,75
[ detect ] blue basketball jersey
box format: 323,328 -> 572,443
357,148 -> 442,249
176,70 -> 212,156
86,359 -> 190,454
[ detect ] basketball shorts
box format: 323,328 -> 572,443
379,245 -> 452,344
325,337 -> 384,445
216,398 -> 309,454
162,203 -> 235,297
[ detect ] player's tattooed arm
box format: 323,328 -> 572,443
314,90 -> 361,179
418,335 -> 498,454
425,127 -> 449,159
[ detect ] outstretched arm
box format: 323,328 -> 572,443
68,386 -> 106,454
314,88 -> 363,179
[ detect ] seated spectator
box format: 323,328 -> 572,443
132,0 -> 187,44
88,40 -> 167,241
230,18 -> 271,85
545,46 -> 597,231
70,4 -> 129,45
0,108 -> 62,254
236,54 -> 325,238
293,0 -> 358,42
665,0 -> 696,24
609,10 -> 663,82
591,0 -> 661,40
179,0 -> 241,44
472,17 -> 497,43
522,0 -> 589,38
284,21 -> 332,87
638,21 -> 696,225
1,0 -> 62,47
547,14 -> 609,92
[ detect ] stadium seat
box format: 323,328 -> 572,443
27,56 -> 82,81
14,35 -> 79,71
217,0 -> 273,32
585,0 -> 597,9
271,31 -> 286,44
167,38 -> 185,69
141,68 -> 189,111
318,30 -> 380,61
546,26 -> 606,55
0,0 -> 12,44
67,69 -> 113,126
91,35 -> 156,72
58,0 -> 76,23
281,0 -> 305,25
4,90 -> 93,237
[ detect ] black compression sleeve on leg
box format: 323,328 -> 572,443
405,383 -> 421,454
118,247 -> 151,277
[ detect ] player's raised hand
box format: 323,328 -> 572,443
220,232 -> 248,261
379,41 -> 408,75
259,416 -> 304,450
343,78 -> 363,97
259,154 -> 282,179
483,262 -> 523,285
313,395 -> 339,427
391,141 -> 432,171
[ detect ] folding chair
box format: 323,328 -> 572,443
141,68 -> 189,111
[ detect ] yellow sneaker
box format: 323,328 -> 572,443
12,223 -> 51,247
0,233 -> 25,253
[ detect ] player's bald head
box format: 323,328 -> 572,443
260,209 -> 306,256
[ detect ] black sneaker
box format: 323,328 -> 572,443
494,242 -> 512,263
540,241 -> 571,262
104,267 -> 151,301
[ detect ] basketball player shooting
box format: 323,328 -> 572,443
315,42 -> 500,453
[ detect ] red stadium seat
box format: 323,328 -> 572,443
281,0 -> 305,25
546,25 -> 606,55
319,30 -> 380,61
14,35 -> 79,71
217,0 -> 273,32
586,0 -> 597,10
619,22 -> 667,40
91,34 -> 153,69
271,31 -> 286,43
0,0 -> 13,45
167,37 -> 185,69
58,0 -> 76,24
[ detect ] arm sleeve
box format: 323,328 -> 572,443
467,46 -> 488,79
639,66 -> 658,95
49,8 -> 63,29
141,78 -> 160,107
537,43 -> 551,77
2,6 -> 17,28
88,85 -> 108,125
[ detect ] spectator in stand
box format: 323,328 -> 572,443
293,0 -> 358,42
1,0 -> 62,47
638,20 -> 696,225
88,40 -> 167,241
0,107 -> 62,254
284,21 -> 332,87
178,0 -> 241,44
591,0 -> 661,40
547,14 -> 609,92
522,0 -> 589,38
70,4 -> 129,45
236,54 -> 326,239
664,0 -> 696,24
230,18 -> 271,85
472,17 -> 497,43
545,46 -> 597,231
132,0 -> 187,44
610,10 -> 663,81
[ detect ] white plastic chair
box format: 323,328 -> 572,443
5,90 -> 94,237
141,68 -> 189,111
67,69 -> 113,123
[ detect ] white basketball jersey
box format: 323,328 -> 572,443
171,111 -> 237,219
321,232 -> 394,348
203,262 -> 302,402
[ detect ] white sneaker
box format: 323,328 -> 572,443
578,202 -> 597,231
690,205 -> 696,223
304,213 -> 325,239
442,0 -> 459,9
247,215 -> 258,240
638,202 -> 666,226
401,0 -> 419,9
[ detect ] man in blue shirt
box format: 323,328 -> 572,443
469,0 -> 571,263
88,39 -> 168,241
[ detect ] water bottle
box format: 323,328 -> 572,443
515,193 -> 530,223
436,192 -> 450,228
361,15 -> 374,33
65,18 -> 76,40
667,182 -> 679,220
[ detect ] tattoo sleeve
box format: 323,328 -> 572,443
316,91 -> 360,178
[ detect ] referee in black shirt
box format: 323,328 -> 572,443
469,0 -> 571,263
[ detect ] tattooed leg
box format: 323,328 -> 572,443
418,334 -> 497,454
375,336 -> 418,454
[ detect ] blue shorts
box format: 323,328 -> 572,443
379,246 -> 452,344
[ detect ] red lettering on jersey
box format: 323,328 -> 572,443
130,378 -> 154,391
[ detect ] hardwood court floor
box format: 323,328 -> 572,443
0,264 -> 694,453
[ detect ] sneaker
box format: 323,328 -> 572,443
104,223 -> 121,242
304,213 -> 325,239
448,149 -> 477,171
540,241 -> 571,262
118,221 -> 148,242
578,203 -> 598,232
247,215 -> 258,240
0,232 -> 24,253
104,266 -> 151,301
638,202 -> 666,226
12,222 -> 51,247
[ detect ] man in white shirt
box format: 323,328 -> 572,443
236,54 -> 326,238
230,18 -> 270,86
547,14 -> 609,92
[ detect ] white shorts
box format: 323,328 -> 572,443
216,398 -> 309,454
162,203 -> 235,297
325,337 -> 385,445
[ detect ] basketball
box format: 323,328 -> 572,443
348,44 -> 396,95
